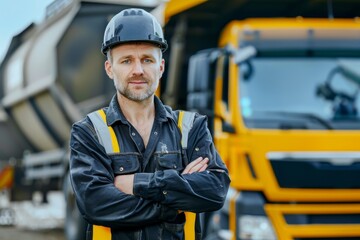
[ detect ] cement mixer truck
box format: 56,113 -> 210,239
0,0 -> 161,239
2,0 -> 360,240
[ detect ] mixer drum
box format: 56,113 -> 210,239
0,1 -> 136,159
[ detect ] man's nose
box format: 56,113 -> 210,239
132,59 -> 144,76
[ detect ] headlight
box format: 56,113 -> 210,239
239,215 -> 277,240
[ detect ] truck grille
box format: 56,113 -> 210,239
268,152 -> 360,189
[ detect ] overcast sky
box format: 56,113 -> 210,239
0,0 -> 54,61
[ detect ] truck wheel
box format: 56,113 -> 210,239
64,172 -> 87,240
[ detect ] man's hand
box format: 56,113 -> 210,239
182,157 -> 209,175
114,174 -> 134,195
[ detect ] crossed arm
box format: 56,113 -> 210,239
114,116 -> 229,213
114,157 -> 209,195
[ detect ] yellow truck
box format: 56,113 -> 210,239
163,1 -> 360,239
1,0 -> 360,239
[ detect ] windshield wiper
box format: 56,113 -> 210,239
264,111 -> 333,130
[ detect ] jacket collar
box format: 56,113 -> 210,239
105,94 -> 173,126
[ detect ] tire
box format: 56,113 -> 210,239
64,171 -> 87,240
204,211 -> 227,240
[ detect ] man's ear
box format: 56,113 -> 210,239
105,60 -> 114,79
159,58 -> 165,78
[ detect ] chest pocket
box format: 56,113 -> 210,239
111,154 -> 140,175
155,152 -> 183,172
88,109 -> 198,240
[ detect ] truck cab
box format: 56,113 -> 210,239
215,18 -> 360,239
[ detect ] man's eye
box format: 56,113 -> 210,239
143,59 -> 153,63
122,59 -> 131,64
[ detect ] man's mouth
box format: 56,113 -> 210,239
128,77 -> 148,85
129,81 -> 146,84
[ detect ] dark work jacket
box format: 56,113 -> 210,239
69,95 -> 230,240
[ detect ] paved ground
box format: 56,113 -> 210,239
0,191 -> 66,240
0,226 -> 65,240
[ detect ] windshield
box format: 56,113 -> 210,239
239,57 -> 360,130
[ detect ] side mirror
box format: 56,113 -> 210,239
228,45 -> 257,81
233,46 -> 257,65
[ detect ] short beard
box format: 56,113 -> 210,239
115,78 -> 157,102
118,87 -> 154,102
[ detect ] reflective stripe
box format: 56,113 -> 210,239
88,109 -> 120,154
177,111 -> 196,149
178,111 -> 197,240
88,109 -> 119,240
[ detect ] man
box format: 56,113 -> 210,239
70,8 -> 230,240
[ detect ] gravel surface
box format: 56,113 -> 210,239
0,226 -> 65,240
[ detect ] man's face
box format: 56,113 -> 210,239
105,43 -> 164,102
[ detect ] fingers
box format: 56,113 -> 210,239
182,157 -> 209,175
198,163 -> 208,172
188,158 -> 208,174
182,157 -> 203,174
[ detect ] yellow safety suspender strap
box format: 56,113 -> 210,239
89,109 -> 119,240
177,111 -> 197,240
93,225 -> 111,240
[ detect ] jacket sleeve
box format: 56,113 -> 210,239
133,115 -> 231,213
69,119 -> 178,228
